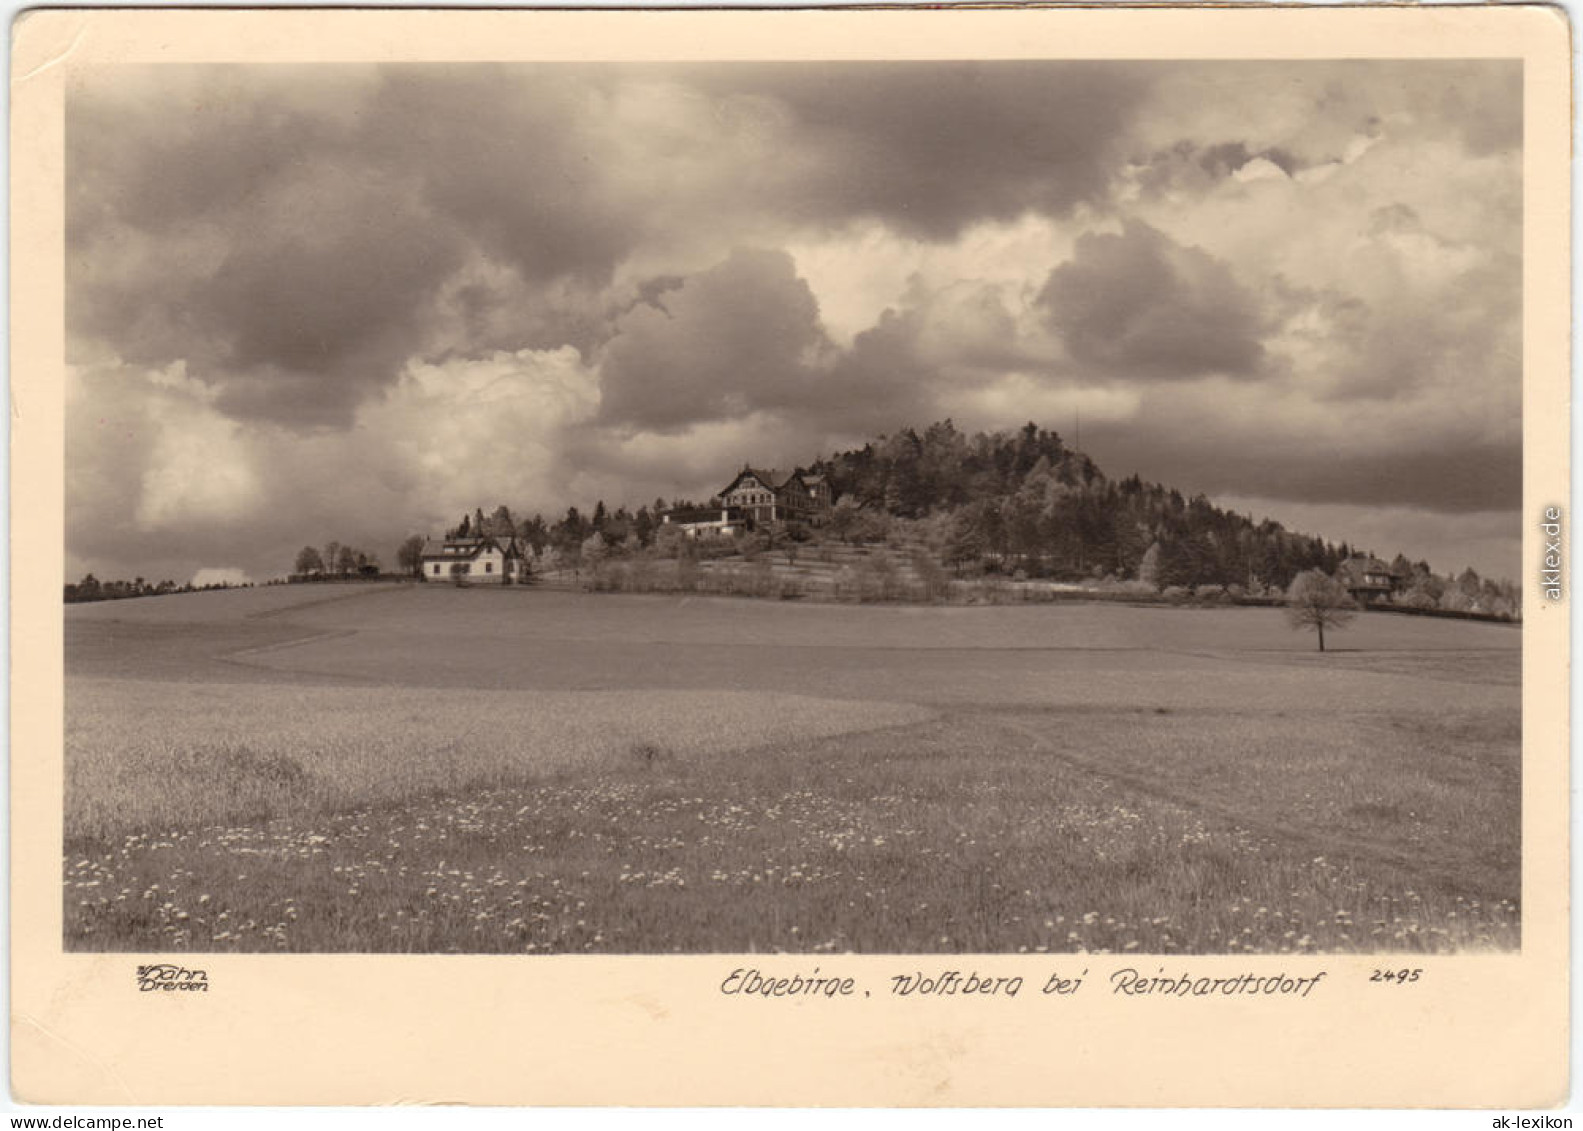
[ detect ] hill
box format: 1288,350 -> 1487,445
809,420 -> 1501,602
438,419 -> 1520,618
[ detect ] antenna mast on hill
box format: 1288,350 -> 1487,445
1074,405 -> 1081,453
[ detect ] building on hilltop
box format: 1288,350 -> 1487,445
717,466 -> 832,527
419,534 -> 525,584
660,465 -> 833,538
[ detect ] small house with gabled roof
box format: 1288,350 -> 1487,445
419,534 -> 525,584
1338,555 -> 1399,605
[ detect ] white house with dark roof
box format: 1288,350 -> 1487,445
419,534 -> 525,584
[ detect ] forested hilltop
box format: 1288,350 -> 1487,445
444,418 -> 1512,617
814,419 -> 1333,590
803,420 -> 1514,615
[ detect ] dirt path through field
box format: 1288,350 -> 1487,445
984,712 -> 1517,901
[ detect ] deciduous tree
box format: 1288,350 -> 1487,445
1285,569 -> 1356,652
397,534 -> 426,578
295,546 -> 325,576
1137,542 -> 1162,589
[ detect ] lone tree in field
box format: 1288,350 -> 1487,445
1285,569 -> 1357,652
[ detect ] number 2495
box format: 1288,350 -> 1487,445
1370,968 -> 1422,984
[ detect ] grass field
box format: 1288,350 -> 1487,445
65,584 -> 1521,953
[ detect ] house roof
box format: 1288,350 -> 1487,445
1339,555 -> 1397,589
420,535 -> 521,562
723,466 -> 785,493
721,465 -> 818,496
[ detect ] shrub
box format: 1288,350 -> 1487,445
833,565 -> 860,602
858,555 -> 898,602
749,560 -> 775,598
911,553 -> 951,603
1400,586 -> 1438,610
628,741 -> 671,768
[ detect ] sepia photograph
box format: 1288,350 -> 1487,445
62,57 -> 1525,957
13,4 -> 1569,1110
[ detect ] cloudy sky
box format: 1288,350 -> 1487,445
65,60 -> 1522,585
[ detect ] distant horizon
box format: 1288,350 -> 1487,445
62,450 -> 1518,592
66,61 -> 1521,588
62,429 -> 1521,589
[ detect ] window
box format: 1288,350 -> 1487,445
433,564 -> 441,575
485,562 -> 493,574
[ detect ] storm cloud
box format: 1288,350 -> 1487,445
1038,221 -> 1266,380
597,248 -> 833,431
65,59 -> 1524,583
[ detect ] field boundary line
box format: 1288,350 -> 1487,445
1149,645 -> 1522,688
243,583 -> 407,620
223,628 -> 360,659
217,629 -> 377,682
987,713 -> 1517,903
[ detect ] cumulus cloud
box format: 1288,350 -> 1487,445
1037,221 -> 1266,380
786,214 -> 1086,347
597,248 -> 834,431
1128,61 -> 1519,175
69,81 -> 464,428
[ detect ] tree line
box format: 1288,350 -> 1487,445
292,540 -> 383,580
64,575 -> 243,603
290,502 -> 692,585
276,416 -> 1514,618
398,501 -> 698,575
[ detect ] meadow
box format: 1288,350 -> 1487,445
65,585 -> 1521,953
